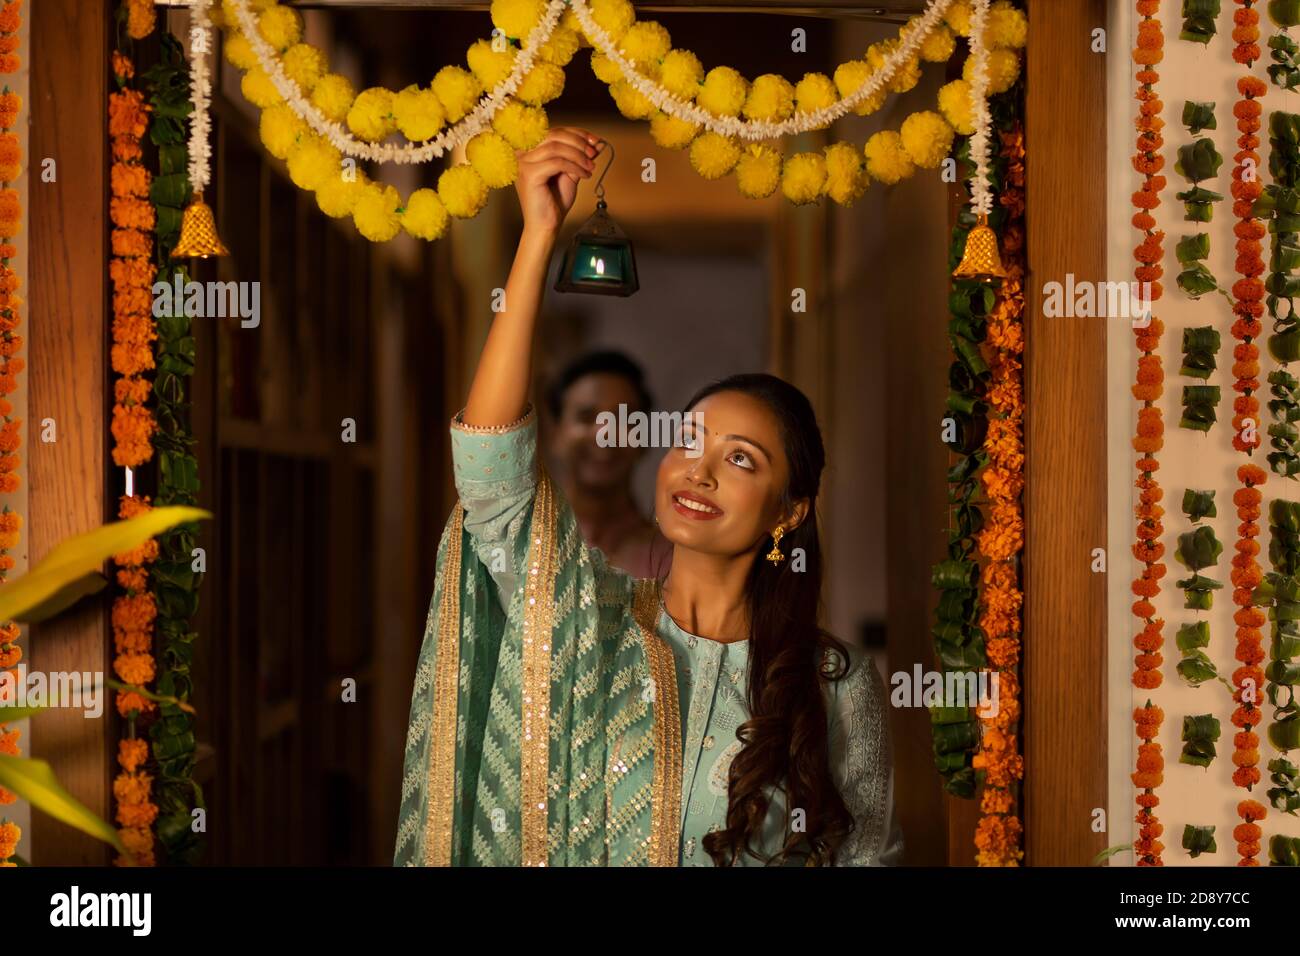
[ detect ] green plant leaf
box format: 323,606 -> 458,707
1182,824 -> 1217,858
1177,264 -> 1219,299
0,755 -> 130,859
1180,714 -> 1222,769
1184,326 -> 1222,353
1178,650 -> 1219,685
1176,621 -> 1211,652
1091,842 -> 1132,866
1176,139 -> 1224,182
1176,525 -> 1224,571
0,702 -> 51,722
18,572 -> 107,624
1271,0 -> 1300,29
105,677 -> 196,715
0,506 -> 210,623
1270,833 -> 1300,865
1182,100 -> 1217,134
1177,232 -> 1212,263
1182,488 -> 1217,522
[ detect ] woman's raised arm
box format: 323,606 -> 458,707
461,127 -> 601,428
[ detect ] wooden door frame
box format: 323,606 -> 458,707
1023,0 -> 1108,865
29,0 -> 113,864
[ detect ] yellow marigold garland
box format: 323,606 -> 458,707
971,125 -> 1025,867
216,0 -> 572,242
215,0 -> 1027,237
609,1 -> 1024,202
109,41 -> 160,868
0,0 -> 23,869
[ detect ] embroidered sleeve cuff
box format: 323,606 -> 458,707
450,403 -> 536,434
450,403 -> 538,497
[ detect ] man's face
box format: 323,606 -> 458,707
552,372 -> 644,493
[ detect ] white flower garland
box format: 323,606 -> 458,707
567,0 -> 957,141
188,0 -> 214,193
225,0 -> 566,164
966,0 -> 994,216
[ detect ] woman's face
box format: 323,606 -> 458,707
654,390 -> 805,558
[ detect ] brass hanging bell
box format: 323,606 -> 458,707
171,193 -> 229,259
952,212 -> 1006,283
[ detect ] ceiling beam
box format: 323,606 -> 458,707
155,0 -> 925,20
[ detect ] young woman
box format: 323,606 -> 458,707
395,127 -> 901,867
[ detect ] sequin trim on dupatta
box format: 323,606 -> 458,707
520,470 -> 558,865
423,505 -> 465,866
632,579 -> 683,866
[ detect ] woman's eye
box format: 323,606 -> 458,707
727,450 -> 754,470
680,430 -> 699,450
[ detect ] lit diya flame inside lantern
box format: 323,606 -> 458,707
555,141 -> 638,297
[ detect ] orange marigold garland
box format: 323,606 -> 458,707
109,56 -> 156,469
1130,0 -> 1168,867
125,0 -> 155,41
112,493 -> 159,865
972,125 -> 1025,868
1229,0 -> 1269,866
109,43 -> 159,867
0,0 -> 24,869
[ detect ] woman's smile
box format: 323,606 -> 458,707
672,490 -> 724,519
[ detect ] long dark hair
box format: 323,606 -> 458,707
683,373 -> 854,866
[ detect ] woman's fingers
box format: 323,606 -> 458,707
519,127 -> 599,160
547,127 -> 600,155
522,155 -> 592,186
523,136 -> 596,165
520,140 -> 595,173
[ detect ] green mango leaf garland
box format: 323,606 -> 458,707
1259,500 -> 1300,766
1180,0 -> 1222,44
143,33 -> 206,866
929,85 -> 1023,801
1182,823 -> 1217,858
1175,135 -> 1225,221
1180,713 -> 1222,767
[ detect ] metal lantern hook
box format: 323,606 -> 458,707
593,139 -> 614,203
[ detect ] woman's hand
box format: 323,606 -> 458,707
462,128 -> 601,427
515,127 -> 601,238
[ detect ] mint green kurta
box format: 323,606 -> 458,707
413,405 -> 902,867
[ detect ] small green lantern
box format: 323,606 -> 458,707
554,142 -> 638,297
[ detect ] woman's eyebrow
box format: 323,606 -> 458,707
720,433 -> 772,462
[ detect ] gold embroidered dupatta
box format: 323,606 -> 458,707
395,471 -> 681,866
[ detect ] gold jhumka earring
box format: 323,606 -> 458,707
766,526 -> 785,564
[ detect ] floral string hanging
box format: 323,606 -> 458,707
226,0 -> 568,163
927,17 -> 1022,812
952,0 -> 1008,282
568,0 -> 954,138
209,0 -> 1024,242
579,0 -> 1023,202
109,35 -> 161,867
174,0 -> 227,258
1129,0 -> 1167,868
971,123 -> 1025,867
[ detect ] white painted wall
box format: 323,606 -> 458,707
1106,0 -> 1300,865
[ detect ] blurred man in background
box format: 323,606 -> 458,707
546,351 -> 667,579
